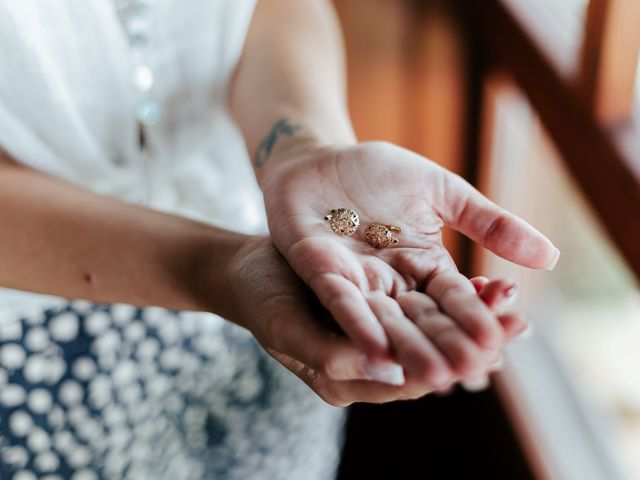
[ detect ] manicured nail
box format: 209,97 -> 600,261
363,359 -> 405,386
490,354 -> 504,371
504,284 -> 518,298
431,371 -> 453,390
545,247 -> 561,271
433,379 -> 452,390
516,323 -> 534,340
501,284 -> 518,308
462,377 -> 490,392
435,386 -> 454,396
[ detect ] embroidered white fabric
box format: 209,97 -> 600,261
0,304 -> 346,480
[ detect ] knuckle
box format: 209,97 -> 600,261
458,308 -> 490,331
394,290 -> 410,303
478,330 -> 503,350
484,213 -> 509,247
413,310 -> 446,334
432,325 -> 460,344
435,329 -> 477,376
421,365 -> 451,388
326,291 -> 349,311
474,325 -> 503,350
440,285 -> 471,304
398,292 -> 439,321
440,283 -> 464,298
457,309 -> 502,348
366,289 -> 388,307
453,350 -> 479,377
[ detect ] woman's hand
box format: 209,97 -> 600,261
260,141 -> 558,371
225,235 -> 410,405
224,238 -> 529,406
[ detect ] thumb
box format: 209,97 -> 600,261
437,173 -> 560,270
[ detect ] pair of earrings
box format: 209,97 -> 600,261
324,208 -> 400,249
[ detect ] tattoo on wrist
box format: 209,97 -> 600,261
254,117 -> 302,168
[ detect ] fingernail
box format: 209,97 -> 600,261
545,247 -> 561,271
504,284 -> 518,299
435,386 -> 454,396
432,372 -> 453,390
490,354 -> 504,371
363,359 -> 405,386
501,284 -> 518,308
462,377 -> 490,392
516,323 -> 534,340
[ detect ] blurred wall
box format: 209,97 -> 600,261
333,0 -> 468,260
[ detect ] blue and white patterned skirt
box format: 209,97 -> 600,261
0,302 -> 346,480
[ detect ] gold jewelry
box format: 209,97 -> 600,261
324,208 -> 360,236
364,223 -> 401,248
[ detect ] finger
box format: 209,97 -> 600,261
461,376 -> 491,392
438,173 -> 560,270
474,280 -> 529,337
435,385 -> 456,396
426,271 -> 504,349
478,279 -> 518,313
263,306 -> 371,382
366,291 -> 453,388
470,276 -> 489,293
309,272 -> 389,357
498,311 -> 529,339
268,351 -> 391,407
327,378 -> 433,405
397,291 -> 490,381
476,280 -> 528,338
273,351 -> 435,406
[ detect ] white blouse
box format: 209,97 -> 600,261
0,0 -> 267,318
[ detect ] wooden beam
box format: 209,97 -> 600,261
469,0 -> 640,280
579,0 -> 640,124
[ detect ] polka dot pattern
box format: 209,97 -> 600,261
0,303 -> 345,479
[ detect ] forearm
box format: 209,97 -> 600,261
231,0 -> 356,179
0,155 -> 247,318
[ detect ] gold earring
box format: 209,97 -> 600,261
364,224 -> 401,248
324,208 -> 360,236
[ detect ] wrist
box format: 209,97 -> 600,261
253,114 -> 356,184
220,235 -> 273,332
186,228 -> 251,319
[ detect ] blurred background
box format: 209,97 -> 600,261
333,1 -> 640,479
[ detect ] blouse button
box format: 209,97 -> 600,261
132,64 -> 154,92
128,32 -> 149,48
135,99 -> 161,125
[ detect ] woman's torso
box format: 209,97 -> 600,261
0,0 -> 267,316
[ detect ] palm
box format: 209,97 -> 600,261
262,141 -> 558,356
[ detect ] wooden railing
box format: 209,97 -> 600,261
460,0 -> 640,280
